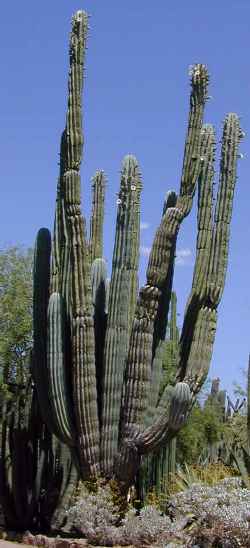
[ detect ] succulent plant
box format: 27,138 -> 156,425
33,10 -> 242,494
0,376 -> 77,531
137,293 -> 179,499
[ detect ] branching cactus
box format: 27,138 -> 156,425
33,11 -> 242,492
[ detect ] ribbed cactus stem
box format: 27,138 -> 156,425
145,341 -> 165,427
101,156 -> 142,473
168,382 -> 191,431
101,154 -> 142,475
179,64 -> 209,201
33,228 -> 62,439
89,171 -> 106,262
47,292 -> 76,446
191,125 -> 215,298
170,292 -> 178,344
208,114 -> 242,305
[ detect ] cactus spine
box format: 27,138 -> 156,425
33,11 -> 242,491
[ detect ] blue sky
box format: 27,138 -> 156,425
0,1 -> 249,394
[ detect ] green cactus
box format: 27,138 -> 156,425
89,171 -> 106,263
138,292 -> 179,499
33,10 -> 242,495
101,155 -> 142,475
0,378 -> 77,532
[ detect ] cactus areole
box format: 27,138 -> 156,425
33,11 -> 242,489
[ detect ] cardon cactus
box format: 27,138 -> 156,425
33,10 -> 242,492
0,377 -> 77,531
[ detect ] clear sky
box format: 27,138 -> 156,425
0,1 -> 249,394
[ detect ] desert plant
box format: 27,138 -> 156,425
68,484 -> 173,546
169,462 -> 236,495
0,375 -> 77,532
137,292 -> 178,500
33,10 -> 242,498
169,477 -> 250,531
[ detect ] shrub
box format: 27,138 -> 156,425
67,483 -> 173,545
169,477 -> 250,530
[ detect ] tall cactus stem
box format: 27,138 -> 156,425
89,171 -> 106,263
101,155 -> 142,475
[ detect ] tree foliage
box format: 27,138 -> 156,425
177,402 -> 225,464
0,246 -> 33,395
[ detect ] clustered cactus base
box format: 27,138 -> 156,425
0,377 -> 78,532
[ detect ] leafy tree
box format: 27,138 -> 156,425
177,402 -> 224,464
0,246 -> 33,397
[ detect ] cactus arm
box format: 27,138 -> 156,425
101,155 -> 142,475
162,190 -> 178,215
136,382 -> 191,454
179,64 -> 209,200
176,126 -> 215,384
116,382 -> 190,484
122,209 -> 181,438
144,341 -> 165,427
181,306 -> 217,392
33,228 -> 63,440
145,290 -> 178,428
47,292 -> 76,446
122,65 -> 208,440
190,124 -> 215,297
151,193 -> 178,360
207,113 -> 242,305
179,114 -> 242,391
89,171 -> 106,262
51,179 -> 62,294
